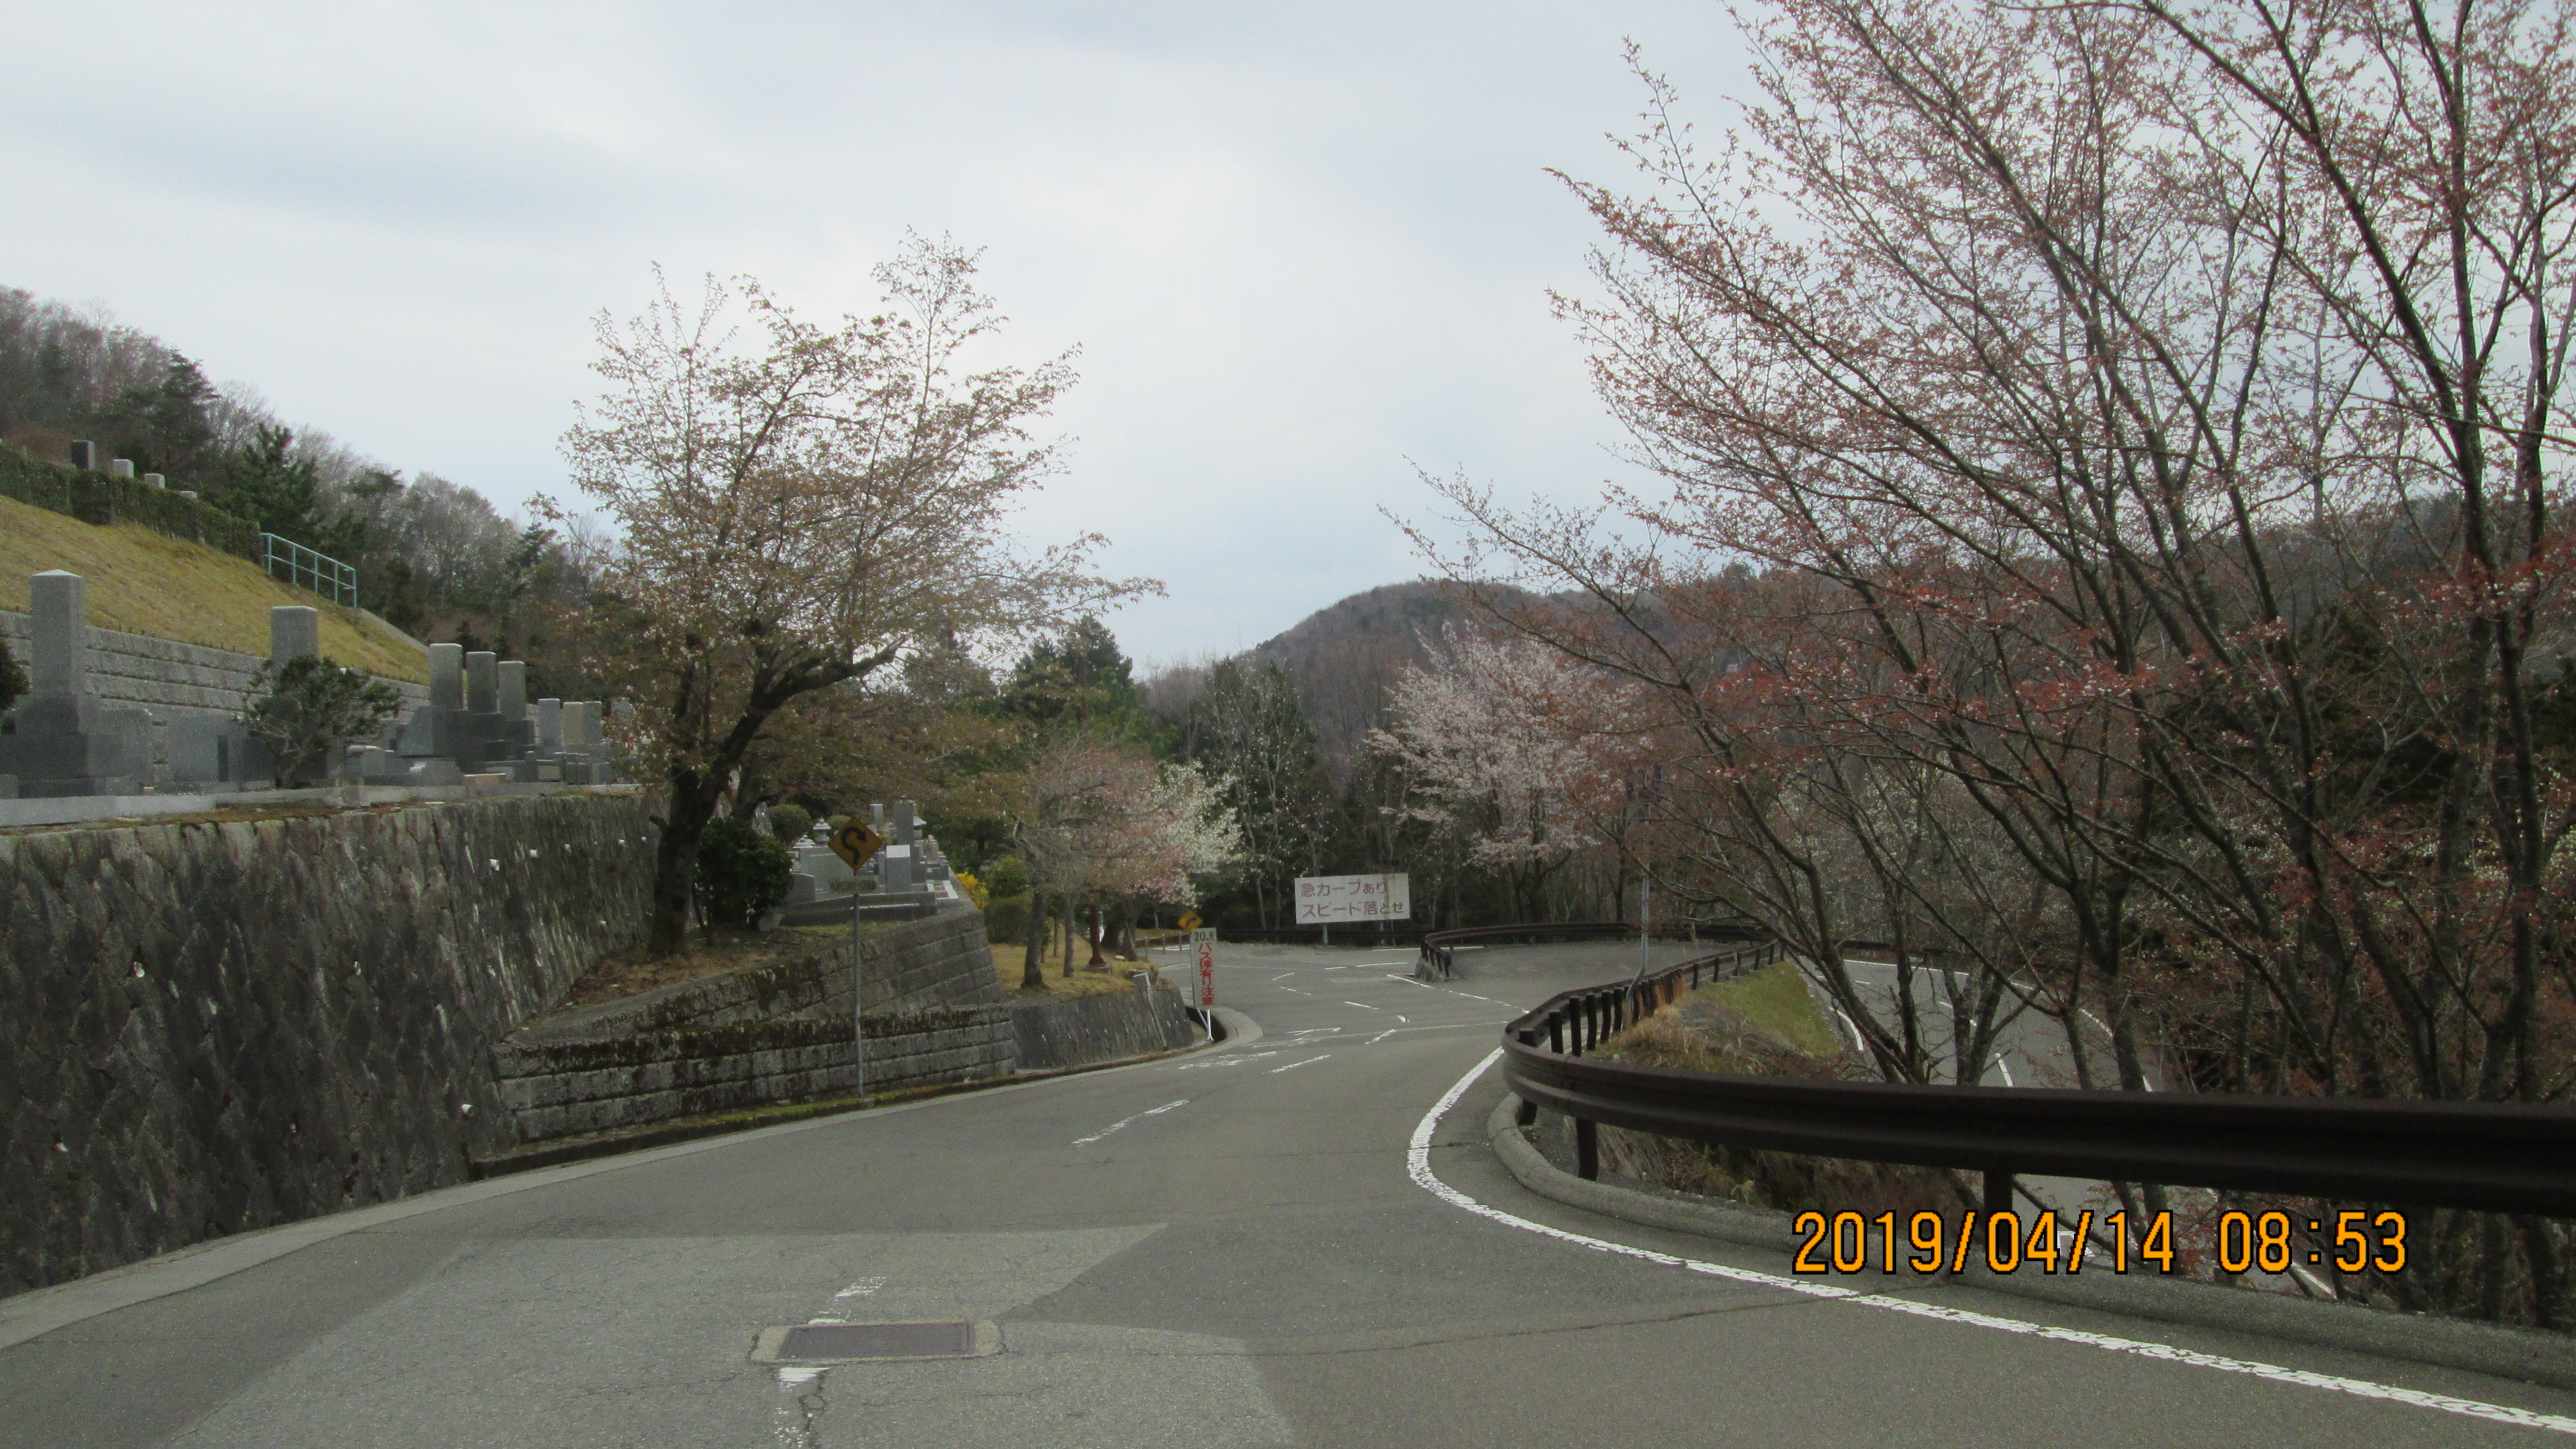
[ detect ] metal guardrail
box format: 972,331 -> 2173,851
1415,920 -> 1729,981
1499,942 -> 2576,1219
258,532 -> 357,606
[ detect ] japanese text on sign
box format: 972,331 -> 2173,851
1191,927 -> 1216,1007
1292,873 -> 1412,925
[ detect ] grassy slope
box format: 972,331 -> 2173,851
1684,959 -> 1845,1059
0,494 -> 426,683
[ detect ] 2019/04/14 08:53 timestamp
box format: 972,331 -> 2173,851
1789,1209 -> 2411,1276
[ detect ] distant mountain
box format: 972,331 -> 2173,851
1243,579 -> 1539,780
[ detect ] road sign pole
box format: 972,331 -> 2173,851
865,882 -> 875,1093
827,813 -> 885,1102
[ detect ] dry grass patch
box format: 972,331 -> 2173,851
993,941 -> 1164,999
552,924 -> 865,1014
0,494 -> 426,681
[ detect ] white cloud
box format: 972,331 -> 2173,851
0,0 -> 1748,662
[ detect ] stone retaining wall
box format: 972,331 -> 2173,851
490,1006 -> 1017,1142
1012,987 -> 1199,1070
0,610 -> 430,723
510,906 -> 1000,1048
0,793 -> 655,1296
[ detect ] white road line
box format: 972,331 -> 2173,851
831,1276 -> 887,1299
1278,987 -> 1308,995
1395,1014 -> 1408,1024
1173,1052 -> 1278,1071
1271,973 -> 1295,982
1271,1055 -> 1331,1074
1343,1000 -> 1384,1011
1366,1030 -> 1399,1045
1406,1053 -> 2576,1438
1387,974 -> 1434,988
1071,1098 -> 1189,1144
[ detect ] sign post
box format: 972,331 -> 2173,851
827,816 -> 888,1096
1191,927 -> 1216,1038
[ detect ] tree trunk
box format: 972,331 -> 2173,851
1021,885 -> 1049,991
646,779 -> 719,954
1061,892 -> 1077,977
1086,902 -> 1107,967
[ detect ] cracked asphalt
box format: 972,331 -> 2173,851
2,940 -> 2572,1446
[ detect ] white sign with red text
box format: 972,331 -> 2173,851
1191,927 -> 1217,1008
1292,873 -> 1412,926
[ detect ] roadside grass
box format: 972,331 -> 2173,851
991,930 -> 1163,999
1592,958 -> 1958,1219
1683,959 -> 1843,1059
0,494 -> 426,681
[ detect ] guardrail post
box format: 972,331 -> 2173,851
1516,1096 -> 1538,1127
1575,1118 -> 1599,1180
1983,1168 -> 2013,1219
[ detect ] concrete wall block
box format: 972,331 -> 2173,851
1,792 -> 657,1295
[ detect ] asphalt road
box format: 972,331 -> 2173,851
3,940 -> 2570,1446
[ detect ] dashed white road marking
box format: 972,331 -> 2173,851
1408,1052 -> 2576,1438
1342,1000 -> 1384,1011
1367,1030 -> 1399,1045
1271,1055 -> 1330,1074
1072,1098 -> 1189,1145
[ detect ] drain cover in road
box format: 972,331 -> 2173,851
753,1320 -> 998,1363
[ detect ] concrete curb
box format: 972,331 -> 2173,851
1485,1093 -> 2576,1391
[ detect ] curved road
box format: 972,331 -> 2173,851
3,942 -> 2570,1446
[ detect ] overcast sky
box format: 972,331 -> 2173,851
3,1 -> 1748,666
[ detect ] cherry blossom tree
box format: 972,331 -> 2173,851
557,238 -> 1152,954
1367,632 -> 1630,920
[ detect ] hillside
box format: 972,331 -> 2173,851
0,493 -> 429,683
1237,579 -> 1542,778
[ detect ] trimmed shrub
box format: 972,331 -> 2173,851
697,816 -> 794,929
765,802 -> 812,843
980,854 -> 1030,898
983,892 -> 1031,945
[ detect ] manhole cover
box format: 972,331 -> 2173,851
752,1320 -> 998,1364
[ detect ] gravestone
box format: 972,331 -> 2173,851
0,571 -> 149,796
385,642 -> 468,783
880,799 -> 919,892
270,605 -> 320,665
429,643 -> 463,711
536,698 -> 563,752
66,441 -> 94,471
